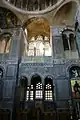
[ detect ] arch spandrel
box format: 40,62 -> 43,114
53,1 -> 78,26
0,7 -> 20,28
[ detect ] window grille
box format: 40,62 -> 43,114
26,86 -> 29,101
30,85 -> 34,100
45,83 -> 53,101
35,82 -> 43,99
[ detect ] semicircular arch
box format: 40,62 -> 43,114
23,17 -> 50,40
44,75 -> 54,85
30,73 -> 42,85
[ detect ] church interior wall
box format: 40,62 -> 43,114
0,0 -> 80,120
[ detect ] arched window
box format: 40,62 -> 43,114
35,81 -> 43,99
25,35 -> 51,56
30,74 -> 43,100
62,29 -> 76,51
0,33 -> 11,53
44,76 -> 53,101
62,29 -> 79,59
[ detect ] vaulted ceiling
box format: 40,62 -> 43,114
0,0 -> 79,27
25,17 -> 50,40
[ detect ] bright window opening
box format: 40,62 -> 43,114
24,17 -> 51,57
26,86 -> 29,101
45,84 -> 53,100
30,85 -> 34,100
35,82 -> 43,99
25,35 -> 51,56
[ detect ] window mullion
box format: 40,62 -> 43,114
28,86 -> 30,101
26,86 -> 30,101
33,87 -> 35,100
67,35 -> 71,50
45,83 -> 53,101
30,85 -> 34,100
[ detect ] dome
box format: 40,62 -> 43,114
5,0 -> 62,12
